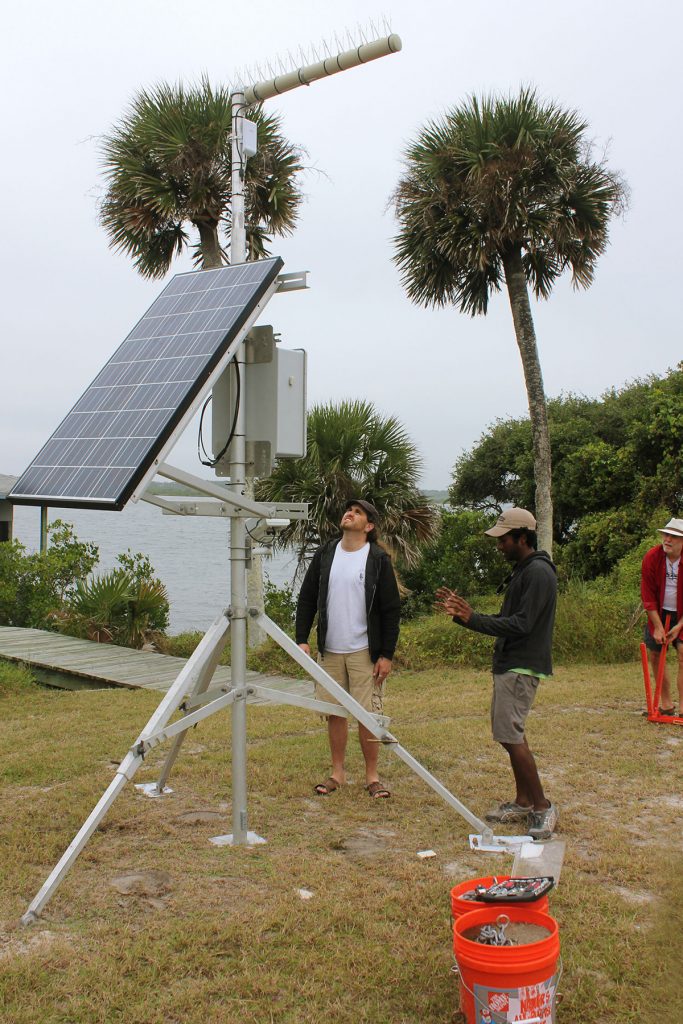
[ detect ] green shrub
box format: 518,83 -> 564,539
401,508 -> 505,617
263,576 -> 297,631
395,597 -> 500,670
159,631 -> 206,659
561,507 -> 643,579
552,581 -> 640,664
394,586 -> 640,671
0,661 -> 37,696
162,568 -> 642,677
0,521 -> 99,629
0,524 -> 170,648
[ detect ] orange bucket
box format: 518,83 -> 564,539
453,906 -> 560,1024
450,877 -> 550,920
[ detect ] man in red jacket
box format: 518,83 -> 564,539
641,517 -> 683,715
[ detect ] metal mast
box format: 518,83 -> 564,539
222,31 -> 402,846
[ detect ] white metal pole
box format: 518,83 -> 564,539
22,754 -> 141,925
231,92 -> 247,266
40,506 -> 48,553
219,33 -> 403,847
227,91 -> 251,845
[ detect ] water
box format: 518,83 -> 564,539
11,502 -> 300,634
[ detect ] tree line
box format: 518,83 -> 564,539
4,364 -> 677,641
261,366 -> 681,615
449,363 -> 682,579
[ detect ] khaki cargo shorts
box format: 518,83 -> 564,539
316,648 -> 384,716
490,671 -> 539,744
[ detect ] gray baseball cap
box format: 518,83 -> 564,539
344,498 -> 379,522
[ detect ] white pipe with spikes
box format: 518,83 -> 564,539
244,33 -> 402,106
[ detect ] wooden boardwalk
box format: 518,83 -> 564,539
0,626 -> 312,704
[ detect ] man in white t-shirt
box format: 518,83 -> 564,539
296,499 -> 401,797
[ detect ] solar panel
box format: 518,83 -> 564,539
10,258 -> 283,510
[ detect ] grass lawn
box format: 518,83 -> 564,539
1,658 -> 681,1023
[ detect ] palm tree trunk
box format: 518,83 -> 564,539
502,248 -> 553,556
196,221 -> 223,269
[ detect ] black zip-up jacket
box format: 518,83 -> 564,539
455,550 -> 557,676
295,539 -> 401,662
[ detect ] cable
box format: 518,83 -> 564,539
197,357 -> 241,467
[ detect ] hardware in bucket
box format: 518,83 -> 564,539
453,905 -> 561,1024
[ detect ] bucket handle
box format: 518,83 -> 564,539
452,952 -> 563,1024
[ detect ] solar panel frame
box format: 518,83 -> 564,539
10,258 -> 284,511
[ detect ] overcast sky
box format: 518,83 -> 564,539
2,0 -> 680,492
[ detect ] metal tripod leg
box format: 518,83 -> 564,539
138,619 -> 232,797
22,610 -> 232,924
254,611 -> 494,840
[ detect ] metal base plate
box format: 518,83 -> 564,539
209,831 -> 267,847
135,783 -> 173,798
469,833 -> 535,853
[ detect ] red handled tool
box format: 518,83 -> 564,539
641,614 -> 683,725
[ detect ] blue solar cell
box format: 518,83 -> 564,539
10,258 -> 283,509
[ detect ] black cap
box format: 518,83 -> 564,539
344,498 -> 379,522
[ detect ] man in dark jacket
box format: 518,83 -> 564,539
296,499 -> 401,798
436,508 -> 558,840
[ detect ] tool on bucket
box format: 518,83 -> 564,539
641,614 -> 683,726
473,877 -> 555,903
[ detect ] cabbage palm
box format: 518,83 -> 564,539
392,88 -> 627,554
100,79 -> 304,277
257,400 -> 440,569
58,570 -> 169,648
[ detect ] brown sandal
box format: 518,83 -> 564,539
365,781 -> 391,799
314,776 -> 341,796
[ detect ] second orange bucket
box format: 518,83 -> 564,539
453,905 -> 560,1024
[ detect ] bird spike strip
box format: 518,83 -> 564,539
229,16 -> 394,95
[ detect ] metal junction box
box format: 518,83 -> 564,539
212,325 -> 307,478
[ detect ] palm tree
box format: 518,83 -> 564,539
392,88 -> 627,554
100,78 -> 304,277
256,399 -> 440,570
100,78 -> 304,647
57,570 -> 169,649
